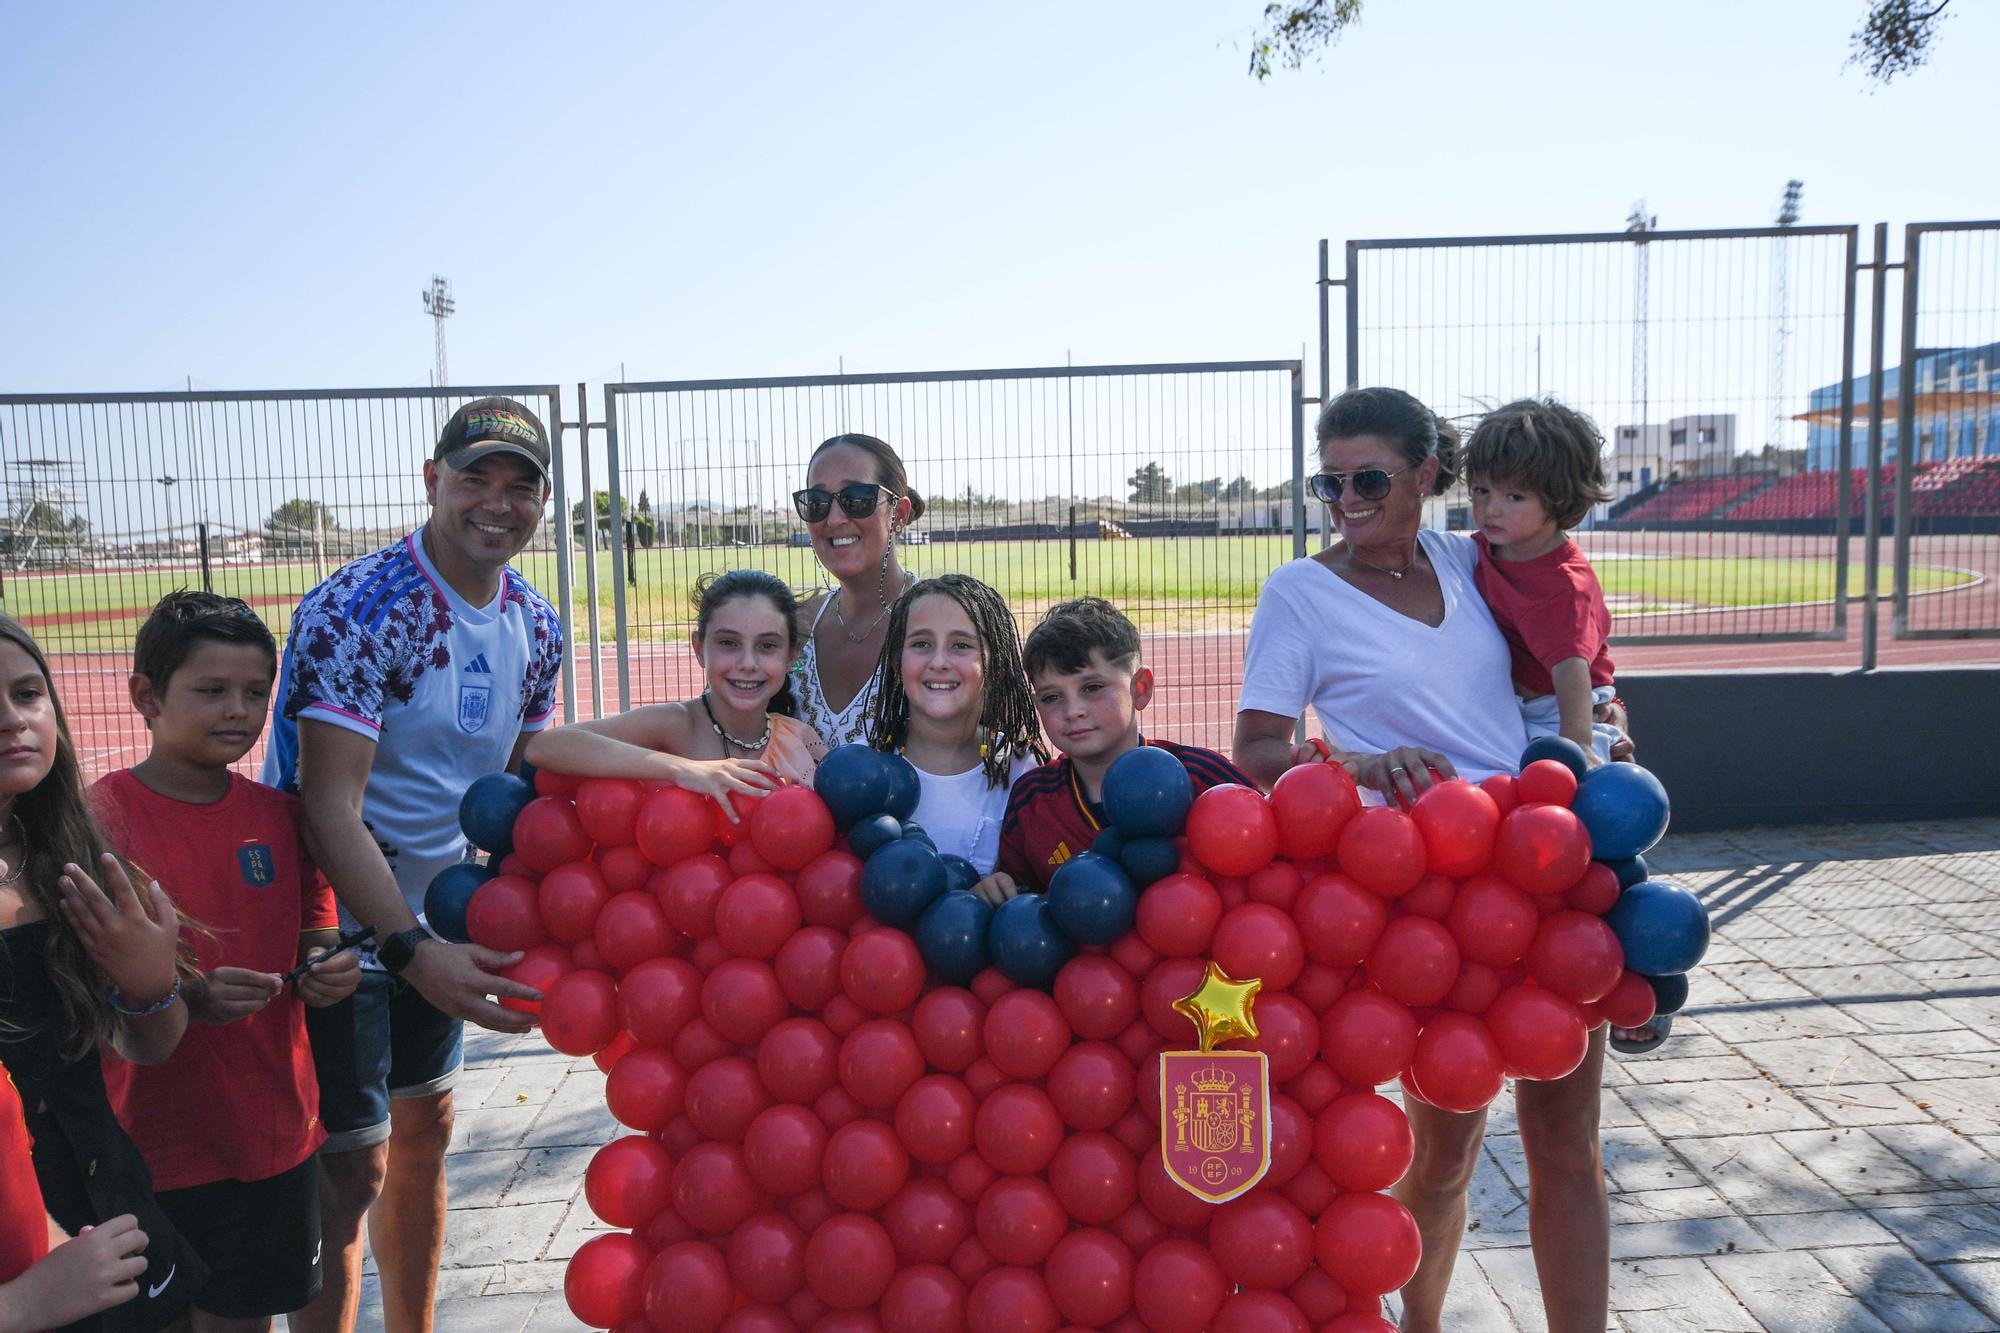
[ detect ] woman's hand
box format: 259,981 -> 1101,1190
295,941 -> 363,1008
188,967 -> 282,1024
664,756 -> 781,816
0,1216 -> 150,1333
1594,699 -> 1636,762
57,855 -> 180,1007
1344,746 -> 1456,808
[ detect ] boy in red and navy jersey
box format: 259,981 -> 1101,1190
984,598 -> 1253,897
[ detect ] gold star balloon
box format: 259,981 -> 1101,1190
1172,962 -> 1262,1052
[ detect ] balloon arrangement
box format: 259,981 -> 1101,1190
422,735 -> 1708,1333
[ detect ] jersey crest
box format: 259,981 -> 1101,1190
236,842 -> 277,888
458,676 -> 493,733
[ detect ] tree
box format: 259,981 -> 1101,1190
1172,477 -> 1223,505
262,498 -> 339,554
1221,476 -> 1257,501
1246,0 -> 1362,80
1848,0 -> 1952,83
635,490 -> 659,547
1127,462 -> 1172,504
572,490 -> 612,543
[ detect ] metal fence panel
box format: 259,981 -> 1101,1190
1894,220 -> 2000,640
0,385 -> 569,775
1335,225 -> 1863,645
601,363 -> 1306,753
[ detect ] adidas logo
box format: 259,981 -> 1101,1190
464,653 -> 492,674
1048,842 -> 1073,869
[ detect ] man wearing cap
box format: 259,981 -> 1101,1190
263,396 -> 564,1333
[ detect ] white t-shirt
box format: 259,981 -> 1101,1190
1238,529 -> 1527,784
262,531 -> 564,921
910,752 -> 1039,874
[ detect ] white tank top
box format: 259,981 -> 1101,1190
793,597 -> 879,751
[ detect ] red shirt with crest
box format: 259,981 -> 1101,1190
1472,534 -> 1616,698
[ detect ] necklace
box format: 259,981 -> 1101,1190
0,817 -> 24,885
1345,540 -> 1419,580
701,692 -> 772,752
829,565 -> 916,644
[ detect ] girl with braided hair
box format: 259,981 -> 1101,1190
866,575 -> 1044,874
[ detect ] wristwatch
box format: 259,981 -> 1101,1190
378,927 -> 432,976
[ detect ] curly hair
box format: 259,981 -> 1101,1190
867,574 -> 1043,787
1463,397 -> 1613,530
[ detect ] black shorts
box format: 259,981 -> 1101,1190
154,1155 -> 323,1319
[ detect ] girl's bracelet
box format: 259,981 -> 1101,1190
109,976 -> 183,1018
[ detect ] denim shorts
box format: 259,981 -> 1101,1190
305,966 -> 463,1152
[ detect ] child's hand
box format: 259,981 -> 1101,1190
2,1216 -> 150,1330
57,856 -> 180,1009
296,942 -> 362,1008
189,967 -> 282,1024
973,873 -> 1022,908
669,757 -> 780,817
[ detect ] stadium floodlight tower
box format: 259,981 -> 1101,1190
422,275 -> 455,434
1769,180 -> 1804,452
1625,202 -> 1657,430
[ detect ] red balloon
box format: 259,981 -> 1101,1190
637,786 -> 717,867
1213,1291 -> 1310,1332
1269,760 -> 1361,859
1410,779 -> 1501,878
1313,1092 -> 1413,1191
1444,960 -> 1504,1015
689,935 -> 731,973
1139,956 -> 1208,1038
840,929 -> 925,1013
1134,873 -> 1222,957
1323,1314 -> 1400,1333
467,875 -> 547,952
1280,1159 -> 1337,1216
1185,785 -> 1279,877
974,1175 -> 1066,1266
1284,1060 -> 1342,1114
539,862 -> 611,944
1291,962 -> 1348,1014
1517,758 -> 1580,807
1524,910 -> 1626,1004
881,1264 -> 967,1333
748,785 -> 837,871
1478,773 -> 1520,816
499,944 -> 568,1015
514,797 -> 593,874
1265,1092 -> 1312,1188
894,1075 -> 978,1164
1366,916 -> 1461,1007
1246,860 -> 1304,911
965,1267 -> 1060,1333
1133,1240 -> 1228,1333
1136,1150 -> 1212,1228
726,1212 -> 807,1305
534,768 -> 585,799
1046,1130 -> 1138,1224
1112,1108 -> 1154,1156
1211,902 -> 1306,990
565,1231 -> 649,1328
969,966 -> 1015,1004
1110,1201 -> 1167,1256
542,969 -> 620,1055
794,850 -> 865,930
1493,803 -> 1593,896
882,1178 -> 972,1264
974,1084 -> 1063,1175
1335,806 -> 1427,898
1108,932 -> 1159,978
575,778 -> 644,848
702,958 -> 789,1045
718,1308 -> 794,1333
1046,1042 -> 1136,1131
654,854 -> 733,938
1602,968 -> 1659,1028
1288,1267 -> 1348,1325
672,1142 -> 765,1234
594,890 -> 675,972
1053,956 -> 1139,1040
1247,993 -> 1319,1083
912,987 -> 987,1072
597,843 -> 655,894
657,1115 -> 702,1159
962,1057 -> 1007,1101
715,874 -> 803,961
607,1046 -> 688,1131
742,1104 -> 828,1196
786,1186 -> 840,1236
1319,990 -> 1419,1087
594,1028 -> 636,1073
687,1055 -> 772,1143
757,1017 -> 839,1104
710,791 -> 759,847
1410,1012 -> 1506,1113
839,1019 -> 925,1109
1485,984 -> 1592,1084
673,1016 -> 736,1073
947,1150 -> 998,1204
729,839 -> 776,883
804,1214 -> 897,1310
620,956 -> 703,1048
1565,861 -> 1622,915
1398,873 -> 1457,921
1211,1193 -> 1313,1290
823,1119 -> 910,1212
586,1135 -> 674,1229
774,925 -> 846,1010
1445,874 -> 1540,968
1293,873 -> 1386,967
1313,1191 -> 1421,1297
643,1241 -> 732,1333
1044,1229 -> 1135,1327
983,990 -> 1070,1080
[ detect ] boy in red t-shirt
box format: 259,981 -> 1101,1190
92,593 -> 361,1333
1464,399 -> 1621,765
984,598 -> 1254,899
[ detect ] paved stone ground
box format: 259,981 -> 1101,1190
331,816 -> 2000,1332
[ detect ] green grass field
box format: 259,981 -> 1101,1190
0,538 -> 1976,653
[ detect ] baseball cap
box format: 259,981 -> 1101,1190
435,396 -> 551,482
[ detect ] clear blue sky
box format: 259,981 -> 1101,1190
4,0 -> 1994,395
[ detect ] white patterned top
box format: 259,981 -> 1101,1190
792,596 -> 880,751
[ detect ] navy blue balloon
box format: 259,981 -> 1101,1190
1520,735 -> 1591,779
1101,747 -> 1193,839
860,839 -> 949,929
1646,972 -> 1690,1016
1092,828 -> 1126,862
901,822 -> 936,850
517,759 -> 540,789
915,890 -> 993,984
423,861 -> 494,943
816,744 -> 893,830
1048,852 -> 1138,946
939,854 -> 981,895
1118,835 -> 1181,888
849,814 -> 904,860
988,895 -> 1076,988
1600,855 -> 1650,890
1604,880 -> 1711,976
458,772 -> 535,856
1571,763 -> 1671,860
882,753 -> 922,821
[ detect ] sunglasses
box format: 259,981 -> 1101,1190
791,483 -> 894,524
1307,464 -> 1413,504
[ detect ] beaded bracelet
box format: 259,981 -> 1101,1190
108,976 -> 183,1018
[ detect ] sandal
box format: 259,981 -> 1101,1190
1609,1014 -> 1673,1056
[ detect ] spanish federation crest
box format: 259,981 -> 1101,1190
1160,961 -> 1273,1203
457,679 -> 492,734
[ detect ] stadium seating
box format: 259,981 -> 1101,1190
1604,458 -> 1998,525
1613,475 -> 1772,524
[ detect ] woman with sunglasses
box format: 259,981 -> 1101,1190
1233,385 -> 1614,1333
790,434 -> 925,751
